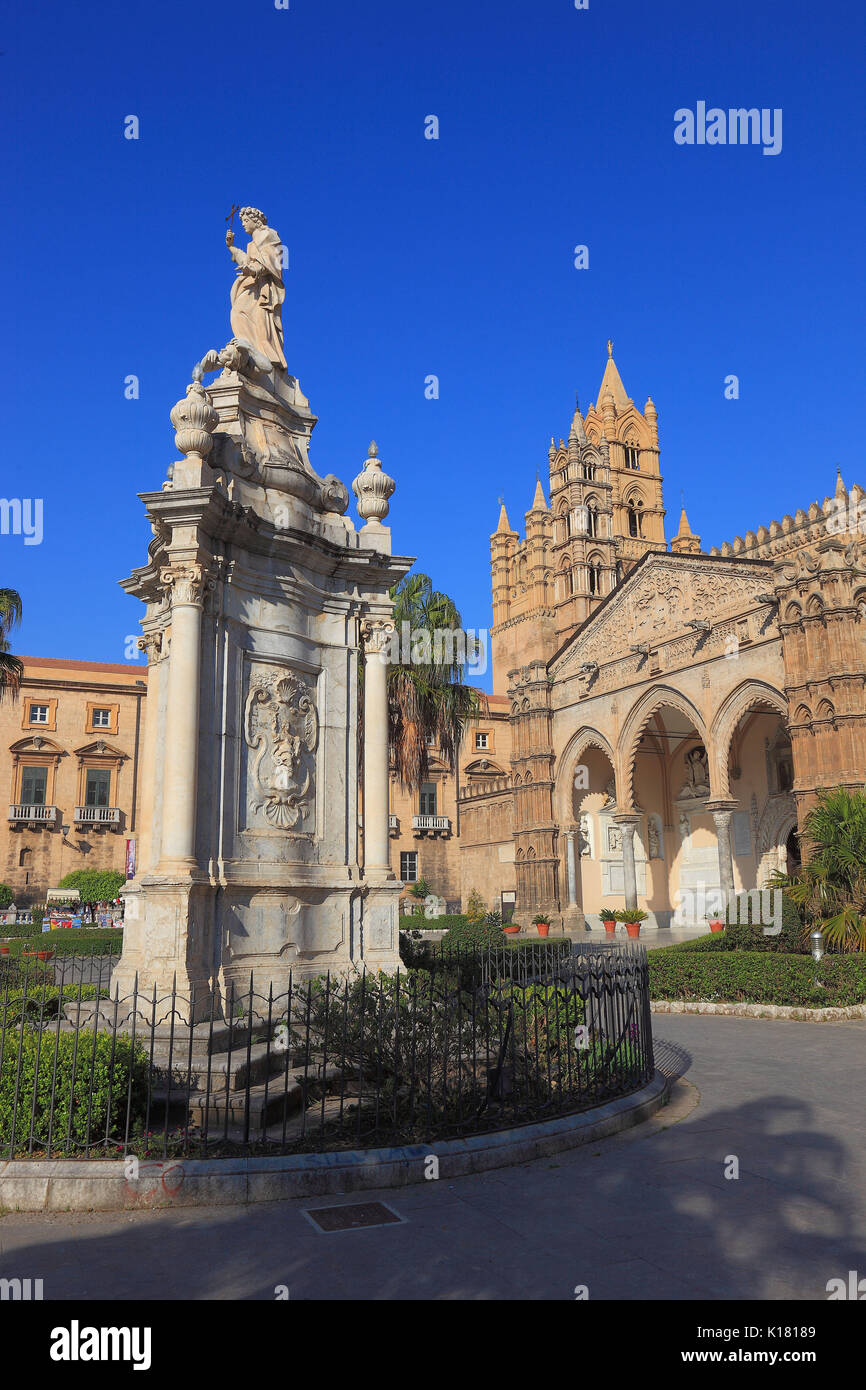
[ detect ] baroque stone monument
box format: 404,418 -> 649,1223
112,207 -> 411,1013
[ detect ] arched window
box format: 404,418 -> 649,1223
627,497 -> 644,537
586,497 -> 599,537
588,557 -> 602,595
582,458 -> 595,481
624,443 -> 640,470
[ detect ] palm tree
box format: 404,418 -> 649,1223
0,588 -> 23,702
771,787 -> 866,951
374,572 -> 481,788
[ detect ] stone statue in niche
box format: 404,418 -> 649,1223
244,668 -> 318,828
681,745 -> 710,799
225,207 -> 287,371
648,817 -> 661,859
679,812 -> 691,847
607,825 -> 622,854
601,777 -> 616,809
578,814 -> 592,857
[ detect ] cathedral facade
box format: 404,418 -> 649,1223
391,347 -> 866,929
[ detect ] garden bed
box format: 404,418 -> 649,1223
649,938 -> 866,1008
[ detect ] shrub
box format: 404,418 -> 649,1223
465,890 -> 486,925
723,890 -> 807,953
57,869 -> 126,902
0,984 -> 105,1025
777,788 -> 866,951
441,916 -> 505,952
649,949 -> 866,1008
0,1026 -> 149,1153
0,883 -> 13,910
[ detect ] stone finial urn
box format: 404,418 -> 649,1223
170,377 -> 219,461
352,441 -> 395,524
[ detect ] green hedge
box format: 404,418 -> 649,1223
0,1026 -> 149,1153
399,914 -> 466,933
649,949 -> 866,1008
2,930 -> 123,956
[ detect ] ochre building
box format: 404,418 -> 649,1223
389,346 -> 866,928
0,658 -> 148,905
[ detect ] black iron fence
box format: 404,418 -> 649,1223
0,942 -> 654,1161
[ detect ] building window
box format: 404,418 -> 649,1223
85,768 -> 111,808
475,732 -> 489,750
425,734 -> 436,747
28,704 -> 49,725
91,708 -> 112,729
588,559 -> 602,595
419,782 -> 437,816
20,765 -> 48,805
628,498 -> 644,537
624,445 -> 640,470
400,851 -> 418,883
582,461 -> 595,480
586,498 -> 599,537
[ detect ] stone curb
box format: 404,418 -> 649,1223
652,1000 -> 866,1022
0,1073 -> 667,1212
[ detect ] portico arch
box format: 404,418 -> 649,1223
710,680 -> 789,799
618,686 -> 709,811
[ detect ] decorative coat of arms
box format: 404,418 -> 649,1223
243,669 -> 318,828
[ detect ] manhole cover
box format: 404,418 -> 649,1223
302,1201 -> 404,1233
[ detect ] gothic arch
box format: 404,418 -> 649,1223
710,680 -> 788,799
618,687 -> 708,811
554,727 -> 616,825
755,795 -> 799,886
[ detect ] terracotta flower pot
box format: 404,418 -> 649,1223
709,920 -> 724,933
603,919 -> 617,935
0,946 -> 9,956
625,922 -> 641,938
37,951 -> 54,961
504,924 -> 520,935
536,923 -> 550,937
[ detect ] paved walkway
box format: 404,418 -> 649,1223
2,1015 -> 865,1300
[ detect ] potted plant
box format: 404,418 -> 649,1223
620,908 -> 649,939
532,913 -> 551,938
601,910 -> 617,935
708,917 -> 725,933
504,920 -> 521,935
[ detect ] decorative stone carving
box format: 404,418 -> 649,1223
243,668 -> 319,830
352,442 -> 395,524
555,555 -> 779,675
137,632 -> 163,663
361,617 -> 395,658
159,562 -> 209,608
169,379 -> 219,461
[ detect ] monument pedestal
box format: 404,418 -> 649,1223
115,296 -> 411,1019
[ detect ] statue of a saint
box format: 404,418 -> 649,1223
226,207 -> 287,371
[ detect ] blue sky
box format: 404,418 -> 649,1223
3,0 -> 863,688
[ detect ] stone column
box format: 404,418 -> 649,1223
565,830 -> 578,908
614,814 -> 641,912
361,619 -> 394,874
709,803 -> 737,902
158,562 -> 206,868
133,629 -> 165,875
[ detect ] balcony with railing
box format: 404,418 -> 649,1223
8,803 -> 58,827
74,806 -> 122,830
411,814 -> 452,837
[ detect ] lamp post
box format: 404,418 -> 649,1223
810,929 -> 825,992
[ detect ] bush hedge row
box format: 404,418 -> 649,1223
398,914 -> 466,933
649,949 -> 866,1008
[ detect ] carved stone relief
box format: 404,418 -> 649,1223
243,666 -> 318,831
